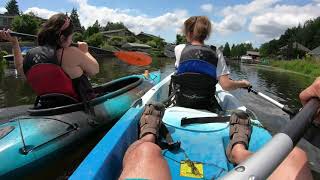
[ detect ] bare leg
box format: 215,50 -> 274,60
119,134 -> 171,180
231,145 -> 313,180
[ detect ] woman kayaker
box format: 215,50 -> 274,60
172,16 -> 250,110
0,13 -> 99,105
118,16 -> 313,180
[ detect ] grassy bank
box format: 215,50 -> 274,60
269,58 -> 320,77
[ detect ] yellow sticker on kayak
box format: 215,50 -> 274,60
180,160 -> 204,178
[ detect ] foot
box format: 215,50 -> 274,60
226,110 -> 252,164
139,102 -> 165,139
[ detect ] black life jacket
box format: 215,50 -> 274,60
172,44 -> 220,110
23,46 -> 95,108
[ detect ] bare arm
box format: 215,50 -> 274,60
64,43 -> 99,77
0,30 -> 25,78
300,77 -> 320,123
77,42 -> 99,76
218,75 -> 250,91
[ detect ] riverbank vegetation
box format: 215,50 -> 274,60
259,17 -> 320,59
269,57 -> 320,78
255,15 -> 320,77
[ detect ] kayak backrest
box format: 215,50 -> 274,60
171,73 -> 218,110
26,63 -> 79,100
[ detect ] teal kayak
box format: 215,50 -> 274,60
70,73 -> 272,179
0,71 -> 161,178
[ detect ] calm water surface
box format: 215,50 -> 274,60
0,58 -> 319,179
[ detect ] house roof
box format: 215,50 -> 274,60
308,46 -> 320,55
280,42 -> 311,52
247,51 -> 260,56
122,43 -> 151,49
137,32 -> 164,40
101,28 -> 134,35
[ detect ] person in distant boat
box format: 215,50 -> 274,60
0,13 -> 99,104
173,16 -> 250,111
118,16 -> 313,180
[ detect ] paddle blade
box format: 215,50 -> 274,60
114,51 -> 152,66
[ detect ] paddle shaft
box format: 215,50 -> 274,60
222,98 -> 320,180
247,86 -> 296,116
9,31 -> 115,53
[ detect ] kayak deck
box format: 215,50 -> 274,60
70,76 -> 273,180
162,107 -> 272,179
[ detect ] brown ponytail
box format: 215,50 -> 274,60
183,16 -> 211,42
37,13 -> 74,47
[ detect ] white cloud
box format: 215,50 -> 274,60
24,7 -> 58,19
214,0 -> 280,35
249,4 -> 320,39
0,7 -> 6,14
213,15 -> 246,35
222,0 -> 280,16
200,4 -> 213,13
73,0 -> 188,35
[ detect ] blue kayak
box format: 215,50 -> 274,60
70,73 -> 272,180
0,71 -> 161,178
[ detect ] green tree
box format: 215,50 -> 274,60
70,8 -> 83,32
11,14 -> 40,35
103,22 -> 126,31
223,42 -> 231,57
146,40 -> 157,48
153,37 -> 165,49
73,32 -> 84,42
5,0 -> 19,15
176,34 -> 187,44
108,36 -> 125,47
126,36 -> 137,43
86,33 -> 104,47
85,20 -> 100,37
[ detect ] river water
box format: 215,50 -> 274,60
0,57 -> 319,179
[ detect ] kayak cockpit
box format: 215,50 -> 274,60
28,76 -> 143,116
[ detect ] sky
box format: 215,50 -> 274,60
1,0 -> 320,47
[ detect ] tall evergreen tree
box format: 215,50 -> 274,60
5,0 -> 20,15
70,8 -> 83,32
223,42 -> 231,57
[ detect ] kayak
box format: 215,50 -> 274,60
0,70 -> 161,178
70,73 -> 272,180
3,46 -> 31,63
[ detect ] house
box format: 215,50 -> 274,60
246,51 -> 260,60
308,46 -> 320,60
137,32 -> 164,42
101,28 -> 135,38
279,42 -> 311,59
279,42 -> 311,52
0,14 -> 15,30
121,43 -> 151,53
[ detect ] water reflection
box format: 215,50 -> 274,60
229,63 -> 314,109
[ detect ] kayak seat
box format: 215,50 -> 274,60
171,73 -> 220,111
26,64 -> 80,108
33,93 -> 79,109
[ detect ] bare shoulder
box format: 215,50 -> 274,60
64,46 -> 82,54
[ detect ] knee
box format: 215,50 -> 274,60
288,147 -> 309,163
134,141 -> 162,158
231,144 -> 248,163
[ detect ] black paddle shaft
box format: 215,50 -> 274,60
281,98 -> 320,145
9,31 -> 114,53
